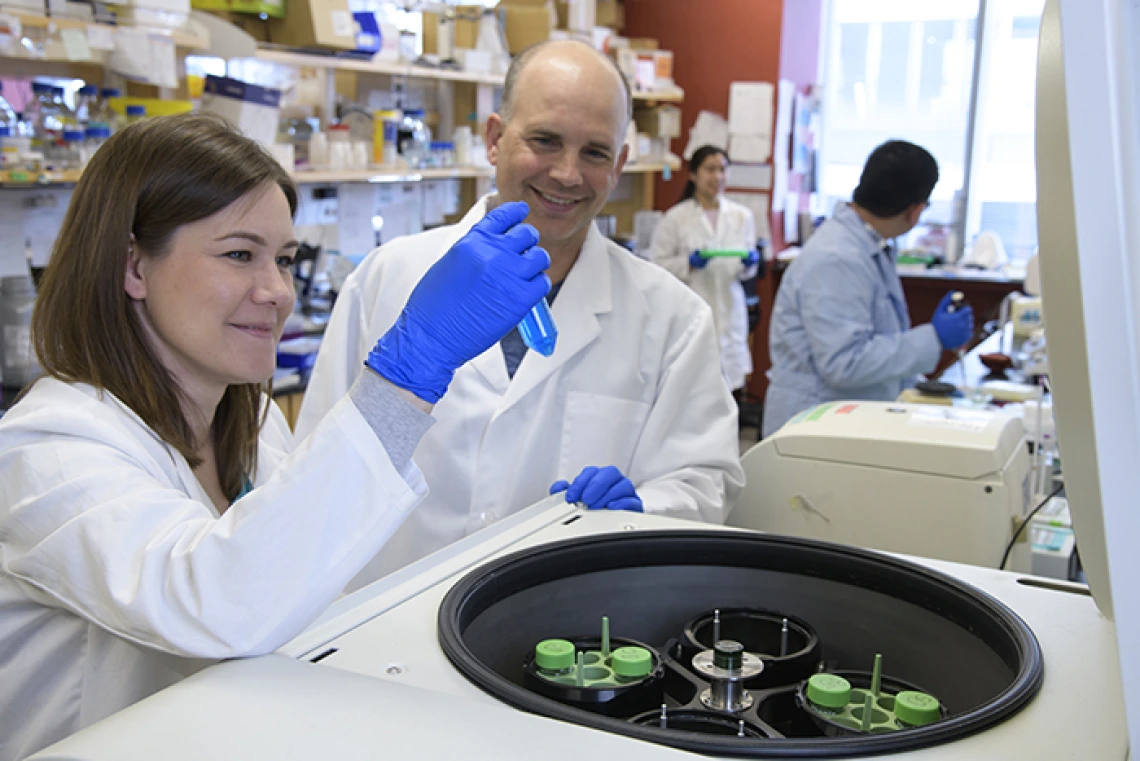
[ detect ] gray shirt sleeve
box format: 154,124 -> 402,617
345,369 -> 435,473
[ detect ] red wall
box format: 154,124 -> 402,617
623,0 -> 786,209
623,0 -> 823,403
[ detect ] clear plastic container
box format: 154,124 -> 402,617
0,274 -> 41,389
28,82 -> 62,153
57,129 -> 85,169
82,124 -> 111,167
397,109 -> 431,169
328,124 -> 351,171
96,88 -> 125,133
52,87 -> 77,131
430,141 -> 456,168
74,84 -> 98,128
0,82 -> 16,136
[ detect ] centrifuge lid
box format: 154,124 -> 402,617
1036,0 -> 1112,621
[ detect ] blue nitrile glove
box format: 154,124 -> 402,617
743,249 -> 760,268
931,291 -> 975,350
366,201 -> 551,402
550,466 -> 644,512
688,250 -> 709,270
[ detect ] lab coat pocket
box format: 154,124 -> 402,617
561,391 -> 651,477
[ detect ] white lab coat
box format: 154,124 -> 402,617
297,196 -> 744,587
648,197 -> 759,391
0,378 -> 427,761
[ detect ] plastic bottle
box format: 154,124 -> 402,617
83,123 -> 111,167
74,84 -> 98,128
59,129 -> 85,169
327,124 -> 351,171
28,82 -> 60,153
0,82 -> 18,169
96,88 -> 125,133
0,275 -> 41,389
397,109 -> 431,168
52,87 -> 77,131
124,104 -> 147,128
308,131 -> 329,169
430,141 -> 455,168
0,82 -> 16,135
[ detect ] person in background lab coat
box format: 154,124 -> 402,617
297,40 -> 744,587
763,140 -> 974,437
648,145 -> 760,395
0,114 -> 550,760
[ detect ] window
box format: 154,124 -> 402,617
818,0 -> 1045,264
964,0 -> 1045,262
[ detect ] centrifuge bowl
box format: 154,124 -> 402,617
437,531 -> 1043,758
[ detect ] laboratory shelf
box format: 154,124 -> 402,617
0,12 -> 208,55
253,47 -> 505,85
0,158 -> 680,189
291,166 -> 493,184
252,47 -> 685,104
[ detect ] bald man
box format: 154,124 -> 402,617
298,41 -> 744,588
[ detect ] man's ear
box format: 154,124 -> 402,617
124,235 -> 147,301
614,142 -> 630,176
485,113 -> 505,166
904,203 -> 925,229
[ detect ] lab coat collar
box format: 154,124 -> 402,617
695,196 -> 725,238
70,380 -> 219,514
494,222 -> 612,418
834,202 -> 892,256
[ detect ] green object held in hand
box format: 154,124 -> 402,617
700,249 -> 749,259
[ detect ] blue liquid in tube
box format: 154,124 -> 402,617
519,298 -> 558,357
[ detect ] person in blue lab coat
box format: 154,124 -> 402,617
762,140 -> 974,437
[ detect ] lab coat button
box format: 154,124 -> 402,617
479,510 -> 497,526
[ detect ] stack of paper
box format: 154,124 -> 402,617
727,82 -> 773,165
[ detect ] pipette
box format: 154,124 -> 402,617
947,291 -> 968,388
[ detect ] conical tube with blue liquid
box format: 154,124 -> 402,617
519,297 -> 558,356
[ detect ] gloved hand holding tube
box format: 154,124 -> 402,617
365,201 -> 551,402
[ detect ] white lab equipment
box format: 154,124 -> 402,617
730,402 -> 1032,571
959,230 -> 1008,270
27,502 -> 1125,761
17,3 -> 1140,757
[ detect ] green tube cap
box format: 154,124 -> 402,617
806,673 -> 852,710
611,646 -> 653,678
535,639 -> 576,671
894,691 -> 941,727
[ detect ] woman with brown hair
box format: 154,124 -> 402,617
0,113 -> 550,760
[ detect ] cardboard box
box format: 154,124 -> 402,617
627,36 -> 657,50
228,0 -> 284,18
266,0 -> 356,51
499,0 -> 553,54
653,50 -> 673,83
595,0 -> 620,29
634,104 -> 681,139
422,4 -> 482,56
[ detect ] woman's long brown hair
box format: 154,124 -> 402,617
31,112 -> 298,501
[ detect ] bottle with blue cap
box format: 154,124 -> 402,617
95,88 -> 125,133
125,104 -> 147,128
75,85 -> 98,128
